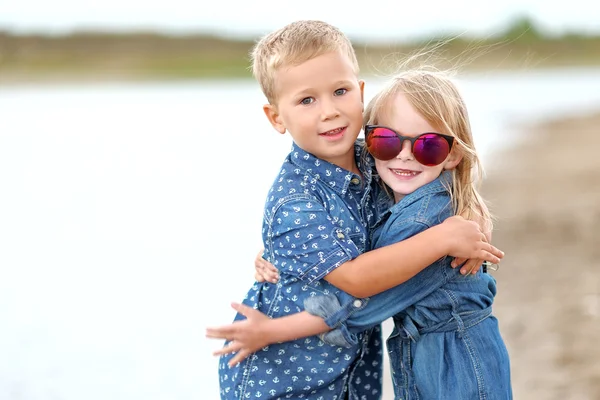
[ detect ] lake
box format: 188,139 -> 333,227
1,68 -> 600,399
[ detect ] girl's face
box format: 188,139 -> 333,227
374,93 -> 461,202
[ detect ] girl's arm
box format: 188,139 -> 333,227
207,303 -> 330,367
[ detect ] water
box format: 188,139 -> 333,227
1,68 -> 599,399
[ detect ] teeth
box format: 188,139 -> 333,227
324,128 -> 343,135
392,169 -> 418,176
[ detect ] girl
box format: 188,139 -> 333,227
208,68 -> 512,399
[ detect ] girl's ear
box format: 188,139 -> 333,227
443,147 -> 463,170
263,104 -> 286,134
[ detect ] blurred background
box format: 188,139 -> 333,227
1,1 -> 599,399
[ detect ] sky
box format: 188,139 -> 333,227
1,0 -> 599,42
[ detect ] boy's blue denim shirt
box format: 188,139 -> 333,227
218,142 -> 387,400
304,172 -> 512,399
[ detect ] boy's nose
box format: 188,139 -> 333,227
321,100 -> 340,120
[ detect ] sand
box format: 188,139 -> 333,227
482,111 -> 600,399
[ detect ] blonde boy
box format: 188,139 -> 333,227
214,20 -> 503,400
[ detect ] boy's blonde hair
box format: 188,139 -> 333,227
364,68 -> 493,232
250,20 -> 359,104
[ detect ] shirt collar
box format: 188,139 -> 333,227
288,141 -> 371,196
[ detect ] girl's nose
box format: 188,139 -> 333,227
396,140 -> 414,161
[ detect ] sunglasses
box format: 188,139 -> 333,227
365,125 -> 455,166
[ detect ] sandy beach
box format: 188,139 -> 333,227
482,111 -> 600,399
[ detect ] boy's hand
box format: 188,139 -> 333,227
254,249 -> 279,283
454,205 -> 494,275
441,216 -> 504,274
206,303 -> 272,367
451,223 -> 492,275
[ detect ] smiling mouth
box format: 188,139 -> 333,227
390,169 -> 420,177
319,127 -> 346,136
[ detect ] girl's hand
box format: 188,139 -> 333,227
206,303 -> 272,367
441,216 -> 504,273
254,249 -> 279,283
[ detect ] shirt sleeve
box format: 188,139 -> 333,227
264,195 -> 362,284
305,215 -> 451,347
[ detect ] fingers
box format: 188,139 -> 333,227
256,255 -> 278,274
255,258 -> 279,284
451,257 -> 467,268
212,340 -> 243,356
483,230 -> 492,243
255,270 -> 267,282
456,259 -> 476,275
211,341 -> 254,368
229,349 -> 252,367
254,249 -> 275,283
466,259 -> 483,275
258,263 -> 279,283
258,259 -> 279,283
230,302 -> 259,318
264,261 -> 278,274
206,325 -> 236,340
472,244 -> 503,266
487,244 -> 505,260
479,245 -> 502,265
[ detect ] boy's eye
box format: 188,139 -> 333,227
300,97 -> 314,105
334,88 -> 347,96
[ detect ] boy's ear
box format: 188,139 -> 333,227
443,147 -> 463,170
359,80 -> 365,107
263,104 -> 286,134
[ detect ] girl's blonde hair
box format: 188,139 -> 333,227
364,68 -> 493,232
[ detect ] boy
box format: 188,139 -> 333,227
215,20 -> 503,399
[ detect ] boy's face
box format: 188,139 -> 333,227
263,51 -> 364,169
375,93 -> 461,202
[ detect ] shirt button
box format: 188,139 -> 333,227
353,299 -> 362,308
350,177 -> 360,185
337,232 -> 345,239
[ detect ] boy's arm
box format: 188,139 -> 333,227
253,215 -> 500,293
254,200 -> 496,283
324,215 -> 502,297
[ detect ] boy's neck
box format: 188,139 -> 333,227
325,154 -> 361,176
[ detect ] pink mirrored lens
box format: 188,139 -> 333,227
413,134 -> 450,166
366,128 -> 401,160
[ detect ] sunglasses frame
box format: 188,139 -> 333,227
364,124 -> 455,164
